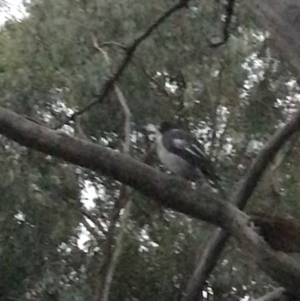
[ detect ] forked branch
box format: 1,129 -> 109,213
55,0 -> 190,129
185,108 -> 300,300
0,107 -> 300,295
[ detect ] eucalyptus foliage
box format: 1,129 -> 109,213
0,0 -> 298,300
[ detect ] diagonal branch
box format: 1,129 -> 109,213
185,112 -> 300,300
89,41 -> 134,301
233,113 -> 300,207
80,207 -> 107,235
81,217 -> 104,246
100,198 -> 133,301
100,86 -> 133,301
55,0 -> 190,129
210,0 -> 236,48
251,288 -> 285,301
0,107 -> 300,295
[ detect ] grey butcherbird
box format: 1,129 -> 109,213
145,121 -> 220,184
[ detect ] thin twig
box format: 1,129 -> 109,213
210,0 -> 236,48
81,217 -> 104,246
35,36 -> 70,82
89,43 -> 134,301
99,86 -> 133,301
54,0 -> 190,129
92,197 -> 123,301
101,199 -> 133,301
100,77 -> 133,301
114,85 -> 131,153
101,41 -> 127,50
81,207 -> 107,235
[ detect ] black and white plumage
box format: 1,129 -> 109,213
146,121 -> 219,183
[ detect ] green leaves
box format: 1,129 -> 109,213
0,0 -> 299,300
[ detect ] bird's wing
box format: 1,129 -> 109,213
164,129 -> 219,181
165,129 -> 207,161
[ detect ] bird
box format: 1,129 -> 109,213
145,121 -> 220,184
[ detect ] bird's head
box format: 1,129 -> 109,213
144,121 -> 174,136
144,123 -> 157,134
159,121 -> 174,133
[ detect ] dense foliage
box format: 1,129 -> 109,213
0,0 -> 299,300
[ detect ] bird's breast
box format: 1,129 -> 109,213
156,137 -> 198,180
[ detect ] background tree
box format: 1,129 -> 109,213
0,0 -> 299,300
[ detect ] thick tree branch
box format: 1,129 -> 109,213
55,0 -> 190,129
0,107 -> 300,295
186,110 -> 300,300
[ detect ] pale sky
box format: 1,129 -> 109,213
0,1 -> 97,250
0,0 -> 26,24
